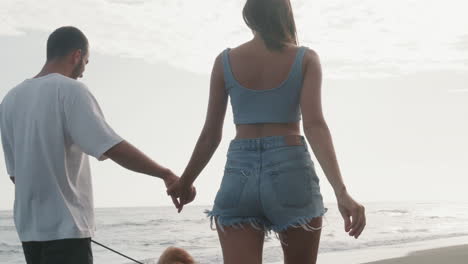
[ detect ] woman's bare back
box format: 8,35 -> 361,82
228,39 -> 306,139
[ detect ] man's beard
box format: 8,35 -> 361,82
71,58 -> 84,79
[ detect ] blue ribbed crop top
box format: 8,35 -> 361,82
222,46 -> 307,125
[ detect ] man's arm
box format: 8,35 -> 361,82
103,140 -> 173,180
63,84 -> 183,207
103,141 -> 183,208
63,84 -> 177,183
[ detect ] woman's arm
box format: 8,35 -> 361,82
300,49 -> 366,238
300,49 -> 346,196
167,53 -> 228,210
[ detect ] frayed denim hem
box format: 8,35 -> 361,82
271,208 -> 328,233
204,210 -> 271,233
204,208 -> 327,238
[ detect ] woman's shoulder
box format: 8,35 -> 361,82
214,44 -> 240,61
213,43 -> 248,68
222,42 -> 253,57
300,46 -> 319,59
300,46 -> 321,68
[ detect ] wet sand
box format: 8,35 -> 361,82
362,244 -> 468,264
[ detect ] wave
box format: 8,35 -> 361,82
426,215 -> 457,220
0,226 -> 15,231
0,242 -> 22,255
375,209 -> 409,215
101,219 -> 169,228
396,228 -> 430,233
320,232 -> 468,253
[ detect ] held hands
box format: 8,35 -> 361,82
166,177 -> 197,213
162,172 -> 184,210
336,188 -> 366,239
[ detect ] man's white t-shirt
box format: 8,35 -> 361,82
0,73 -> 123,242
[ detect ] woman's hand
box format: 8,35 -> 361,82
162,172 -> 183,209
166,178 -> 197,213
336,190 -> 366,239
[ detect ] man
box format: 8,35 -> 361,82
0,26 -> 194,264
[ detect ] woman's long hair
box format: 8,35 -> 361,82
243,0 -> 298,51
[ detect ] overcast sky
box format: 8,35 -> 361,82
0,0 -> 467,210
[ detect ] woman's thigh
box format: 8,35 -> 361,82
216,222 -> 265,264
279,217 -> 322,264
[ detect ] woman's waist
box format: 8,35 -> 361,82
229,134 -> 307,152
225,134 -> 312,172
234,122 -> 300,139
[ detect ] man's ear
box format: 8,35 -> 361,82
71,49 -> 82,65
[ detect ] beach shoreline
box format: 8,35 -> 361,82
363,244 -> 468,264
269,236 -> 468,264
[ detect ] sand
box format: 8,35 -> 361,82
269,236 -> 468,264
363,244 -> 468,264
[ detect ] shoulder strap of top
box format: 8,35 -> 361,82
221,48 -> 234,86
297,46 -> 308,65
291,46 -> 308,80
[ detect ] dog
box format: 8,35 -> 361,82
157,246 -> 195,264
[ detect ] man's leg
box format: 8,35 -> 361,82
22,241 -> 43,264
41,238 -> 93,264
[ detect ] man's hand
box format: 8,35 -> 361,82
166,178 -> 197,213
162,171 -> 182,209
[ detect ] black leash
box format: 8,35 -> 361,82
91,239 -> 144,264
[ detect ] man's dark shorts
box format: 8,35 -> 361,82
22,238 -> 93,264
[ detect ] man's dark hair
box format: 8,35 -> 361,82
46,26 -> 88,61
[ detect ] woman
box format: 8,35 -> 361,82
168,0 -> 366,263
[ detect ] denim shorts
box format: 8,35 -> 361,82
206,135 -> 327,233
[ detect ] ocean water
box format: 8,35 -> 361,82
1,202 -> 468,264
